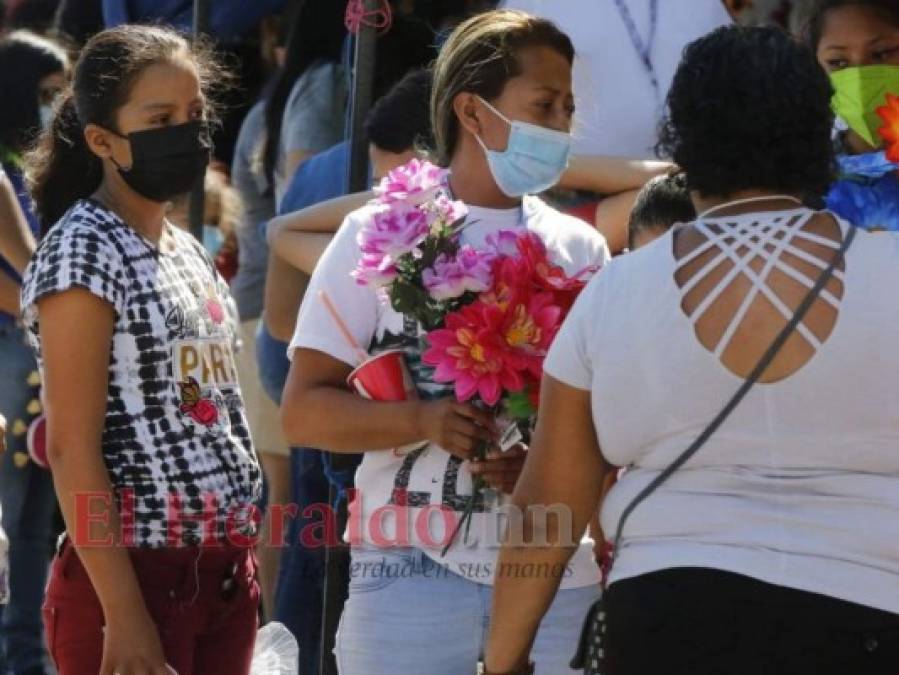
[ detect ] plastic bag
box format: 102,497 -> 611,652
250,622 -> 299,675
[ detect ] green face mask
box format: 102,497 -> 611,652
830,65 -> 899,148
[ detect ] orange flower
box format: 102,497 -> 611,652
877,93 -> 899,163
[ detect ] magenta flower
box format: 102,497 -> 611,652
422,246 -> 495,301
423,301 -> 527,405
485,229 -> 520,257
426,194 -> 468,232
351,252 -> 398,287
357,202 -> 430,260
374,159 -> 448,205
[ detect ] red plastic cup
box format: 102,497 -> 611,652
347,350 -> 425,455
347,350 -> 416,402
27,414 -> 49,470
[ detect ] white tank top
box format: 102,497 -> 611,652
545,206 -> 899,614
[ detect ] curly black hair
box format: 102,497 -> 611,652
657,25 -> 835,198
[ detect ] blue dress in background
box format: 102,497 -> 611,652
826,150 -> 899,232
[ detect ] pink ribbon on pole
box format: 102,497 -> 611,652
345,0 -> 393,34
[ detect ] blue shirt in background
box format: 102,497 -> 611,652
276,140 -> 351,217
102,0 -> 286,42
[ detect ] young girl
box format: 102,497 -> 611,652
804,0 -> 899,230
21,26 -> 262,675
282,10 -> 608,675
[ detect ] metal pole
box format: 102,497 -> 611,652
345,1 -> 378,193
189,0 -> 211,242
319,5 -> 379,674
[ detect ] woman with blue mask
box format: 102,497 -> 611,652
0,29 -> 68,675
804,0 -> 899,231
281,10 -> 610,675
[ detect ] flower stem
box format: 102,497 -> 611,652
441,438 -> 490,557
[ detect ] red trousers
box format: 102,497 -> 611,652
42,540 -> 259,675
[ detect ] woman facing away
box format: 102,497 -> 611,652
803,0 -> 899,230
486,25 -> 899,675
282,10 -> 609,675
21,26 -> 262,675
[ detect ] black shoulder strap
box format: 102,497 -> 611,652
604,222 -> 857,586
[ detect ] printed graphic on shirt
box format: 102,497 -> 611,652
19,200 -> 261,547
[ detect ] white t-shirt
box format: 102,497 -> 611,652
502,0 -> 732,158
545,213 -> 899,614
290,196 -> 610,587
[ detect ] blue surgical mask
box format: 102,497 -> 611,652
475,96 -> 572,198
39,104 -> 53,131
202,224 -> 224,256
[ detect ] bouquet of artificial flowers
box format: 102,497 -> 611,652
352,159 -> 598,549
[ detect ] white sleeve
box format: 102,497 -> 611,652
543,270 -> 607,391
288,208 -> 380,367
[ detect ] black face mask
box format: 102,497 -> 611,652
111,120 -> 211,202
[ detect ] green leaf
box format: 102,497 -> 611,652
504,391 -> 536,420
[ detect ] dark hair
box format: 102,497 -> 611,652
261,0 -> 348,187
430,9 -> 574,166
365,69 -> 433,154
628,173 -> 695,249
261,4 -> 436,188
4,0 -> 59,34
0,30 -> 68,155
800,0 -> 899,50
368,14 -> 437,107
657,25 -> 834,199
27,25 -> 227,232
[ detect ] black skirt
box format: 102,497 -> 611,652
602,567 -> 899,675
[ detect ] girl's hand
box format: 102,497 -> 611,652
100,606 -> 172,675
470,446 -> 528,494
415,399 -> 497,460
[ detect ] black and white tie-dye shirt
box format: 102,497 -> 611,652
21,199 -> 262,547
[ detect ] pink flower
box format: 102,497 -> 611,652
205,298 -> 225,325
501,292 -> 562,379
422,287 -> 563,405
485,229 -> 519,257
423,302 -> 527,405
351,252 -> 398,287
188,399 -> 219,426
422,246 -> 495,301
426,194 -> 468,232
358,203 -> 430,259
374,159 -> 448,205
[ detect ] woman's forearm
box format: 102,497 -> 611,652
485,376 -> 607,671
0,175 -> 36,275
269,231 -> 332,275
559,155 -> 672,195
262,253 -> 308,342
267,190 -> 374,238
488,541 -> 578,671
49,441 -> 146,621
0,272 -> 20,316
282,380 -> 425,452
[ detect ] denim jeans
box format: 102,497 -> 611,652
335,546 -> 601,674
256,320 -> 329,675
0,324 -> 57,675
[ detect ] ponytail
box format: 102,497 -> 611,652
26,91 -> 102,235
24,25 -> 228,235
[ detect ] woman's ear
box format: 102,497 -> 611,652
83,123 -> 116,161
453,92 -> 484,138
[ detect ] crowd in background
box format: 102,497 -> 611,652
0,0 -> 896,674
